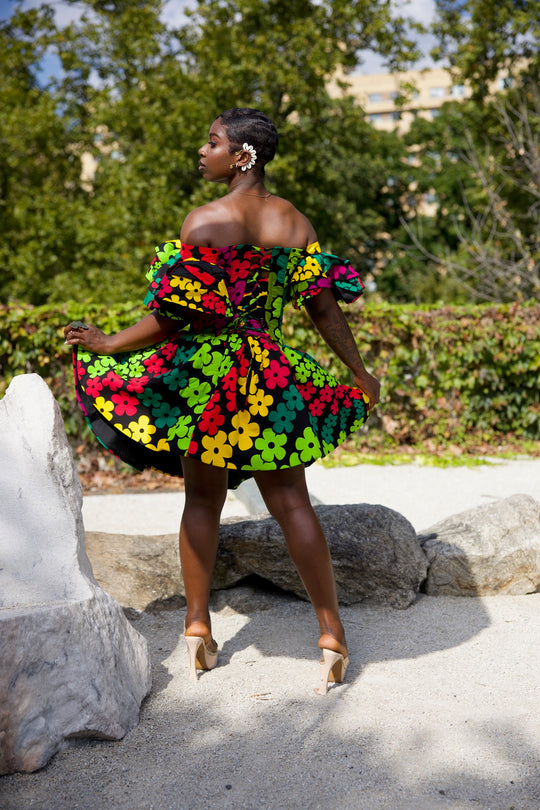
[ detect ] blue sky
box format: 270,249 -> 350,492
0,0 -> 438,74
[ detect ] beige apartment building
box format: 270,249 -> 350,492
329,67 -> 471,133
330,66 -> 518,133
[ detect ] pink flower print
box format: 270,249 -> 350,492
85,377 -> 103,397
263,359 -> 290,389
111,391 -> 139,417
101,370 -> 123,391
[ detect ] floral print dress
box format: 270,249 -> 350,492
73,241 -> 371,488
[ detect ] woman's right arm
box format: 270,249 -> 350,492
63,313 -> 180,355
304,289 -> 380,405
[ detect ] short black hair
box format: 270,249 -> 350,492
218,108 -> 278,171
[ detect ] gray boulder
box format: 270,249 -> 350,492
217,504 -> 428,609
419,494 -> 540,596
0,374 -> 151,775
85,505 -> 427,611
85,531 -> 186,612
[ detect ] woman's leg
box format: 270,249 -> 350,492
252,465 -> 346,655
180,457 -> 228,644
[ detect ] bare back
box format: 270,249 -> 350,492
180,194 -> 317,249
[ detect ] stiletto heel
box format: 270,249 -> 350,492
185,635 -> 218,681
315,648 -> 349,696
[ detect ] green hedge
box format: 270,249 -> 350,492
1,301 -> 539,456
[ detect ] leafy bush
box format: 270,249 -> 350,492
1,301 -> 539,459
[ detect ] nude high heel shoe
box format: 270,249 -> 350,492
185,635 -> 218,681
315,648 -> 349,696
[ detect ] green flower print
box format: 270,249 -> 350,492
254,429 -> 287,462
295,426 -> 321,463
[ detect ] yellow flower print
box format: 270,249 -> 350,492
114,423 -> 131,437
170,276 -> 203,303
238,372 -> 260,397
293,256 -> 320,282
248,387 -> 274,417
127,414 -> 157,444
95,396 -> 114,421
200,431 -> 233,466
247,337 -> 270,367
147,438 -> 171,453
228,411 -> 260,451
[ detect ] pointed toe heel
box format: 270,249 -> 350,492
185,635 -> 218,681
315,648 -> 349,696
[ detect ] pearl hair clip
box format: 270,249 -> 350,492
242,142 -> 257,171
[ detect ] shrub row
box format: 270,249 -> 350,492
1,300 -> 539,455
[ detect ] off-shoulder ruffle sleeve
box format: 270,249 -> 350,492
143,240 -> 234,321
278,243 -> 364,310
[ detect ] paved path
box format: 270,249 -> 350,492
3,460 -> 539,809
82,458 -> 540,534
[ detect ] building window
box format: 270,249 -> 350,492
451,85 -> 466,97
429,87 -> 446,98
368,93 -> 383,103
429,108 -> 440,118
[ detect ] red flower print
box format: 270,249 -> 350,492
230,259 -> 251,282
263,359 -> 289,389
75,361 -> 86,378
223,367 -> 238,391
127,375 -> 151,393
162,342 -> 177,361
319,384 -> 334,403
199,403 -> 225,436
143,355 -> 166,375
299,380 -> 317,400
112,391 -> 139,417
308,398 -> 325,417
101,370 -> 123,391
85,377 -> 103,397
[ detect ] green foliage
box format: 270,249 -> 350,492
2,301 -> 538,456
0,0 -> 418,306
431,0 -> 540,98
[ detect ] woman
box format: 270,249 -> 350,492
64,108 -> 380,695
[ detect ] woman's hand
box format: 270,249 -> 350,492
353,368 -> 381,408
63,323 -> 114,355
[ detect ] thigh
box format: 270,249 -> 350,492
181,457 -> 229,511
252,464 -> 311,520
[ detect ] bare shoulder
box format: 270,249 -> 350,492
180,199 -> 230,244
268,196 -> 317,245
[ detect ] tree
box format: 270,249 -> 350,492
391,82 -> 540,302
431,0 -> 540,99
1,0 -> 420,304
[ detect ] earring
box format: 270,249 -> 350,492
229,163 -> 237,169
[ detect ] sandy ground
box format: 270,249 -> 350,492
2,460 -> 540,810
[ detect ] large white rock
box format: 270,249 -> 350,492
0,374 -> 151,775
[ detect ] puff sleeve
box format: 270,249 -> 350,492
279,243 -> 365,310
144,241 -> 234,321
